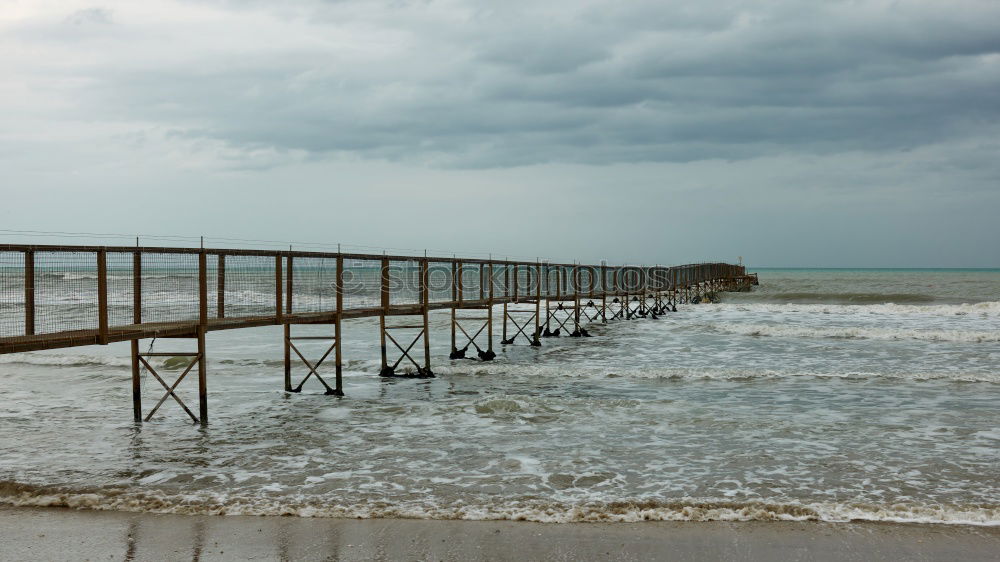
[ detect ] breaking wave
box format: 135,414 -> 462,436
3,352 -> 997,383
712,301 -> 1000,317
0,353 -> 135,369
737,292 -> 938,305
1,481 -> 996,526
711,323 -> 1000,344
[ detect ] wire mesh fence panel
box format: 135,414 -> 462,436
626,267 -> 646,293
537,265 -> 549,298
577,267 -> 594,296
649,267 -> 669,292
491,264 -> 510,299
34,251 -> 98,334
605,268 -> 617,294
528,265 -> 543,297
221,254 -> 273,318
107,251 -> 135,328
460,263 -> 484,302
290,256 -> 338,315
1,244 -> 746,351
647,267 -> 660,292
427,262 -> 454,303
590,266 -> 604,294
514,265 -> 531,298
616,268 -> 630,293
560,266 -> 576,296
614,268 -> 628,293
206,255 -> 222,320
545,266 -> 559,297
0,251 -> 25,338
140,252 -> 201,325
389,259 -> 422,306
343,258 -> 382,309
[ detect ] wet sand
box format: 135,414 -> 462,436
1,506 -> 998,561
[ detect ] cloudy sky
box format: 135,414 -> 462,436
1,0 -> 998,267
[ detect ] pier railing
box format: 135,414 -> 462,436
0,244 -> 746,354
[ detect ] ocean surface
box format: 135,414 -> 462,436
1,268 -> 998,525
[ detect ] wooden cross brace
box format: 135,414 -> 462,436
502,310 -> 540,346
606,297 -> 627,320
452,317 -> 495,360
138,353 -> 200,424
580,301 -> 606,323
287,337 -> 341,395
544,304 -> 579,337
626,297 -> 647,319
382,326 -> 433,378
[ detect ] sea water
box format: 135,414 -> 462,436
1,269 -> 998,524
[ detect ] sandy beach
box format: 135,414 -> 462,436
1,506 -> 998,561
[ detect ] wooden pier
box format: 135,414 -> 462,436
0,244 -> 756,424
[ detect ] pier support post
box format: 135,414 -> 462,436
571,267 -> 585,337
283,324 -> 292,392
198,326 -> 207,424
131,339 -> 141,421
422,259 -> 431,375
535,264 -> 543,343
334,316 -> 343,395
501,301 -> 508,343
450,307 -> 458,357
489,304 -> 495,351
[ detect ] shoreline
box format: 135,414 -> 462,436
2,506 -> 999,561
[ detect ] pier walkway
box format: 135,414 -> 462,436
0,243 -> 756,423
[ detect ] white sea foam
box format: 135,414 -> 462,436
1,483 -> 996,526
431,363 -> 1000,383
0,352 -> 155,369
710,322 -> 1000,343
713,301 -> 1000,317
2,348 -> 996,383
3,272 -> 998,531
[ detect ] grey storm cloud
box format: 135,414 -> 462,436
10,0 -> 998,168
1,0 -> 998,268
